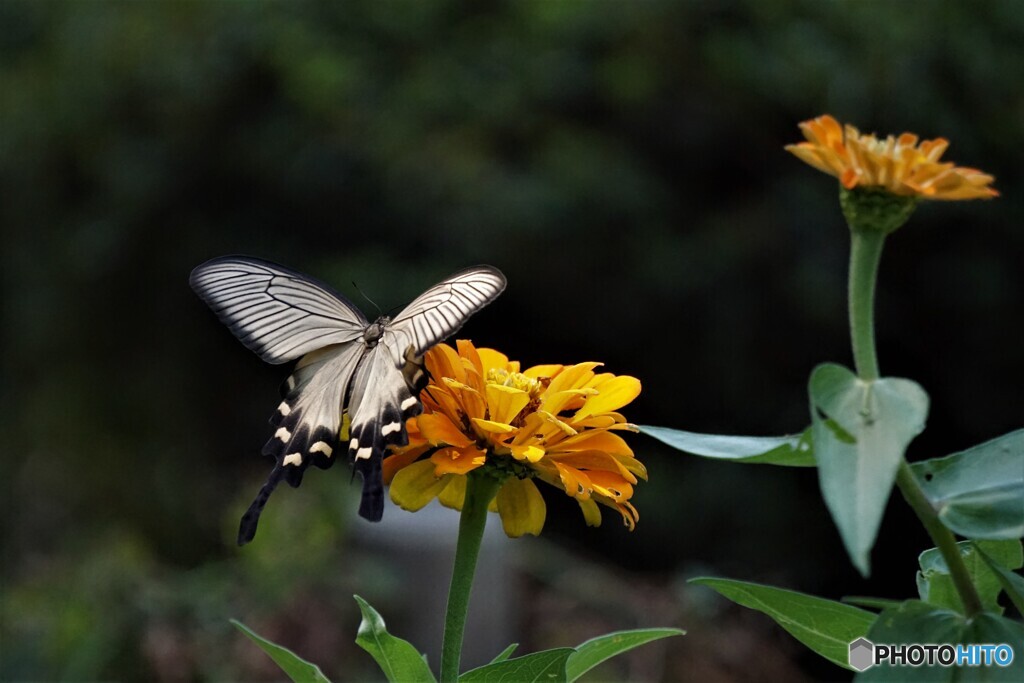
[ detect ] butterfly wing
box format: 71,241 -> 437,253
189,256 -> 368,364
386,265 -> 507,358
345,266 -> 506,520
345,344 -> 428,521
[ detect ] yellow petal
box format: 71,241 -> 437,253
438,475 -> 467,510
485,383 -> 531,424
418,413 -> 474,449
545,362 -> 602,395
389,461 -> 448,511
523,363 -> 562,379
510,444 -> 545,463
478,348 -> 511,375
496,478 -> 546,537
550,430 -> 633,456
574,376 -> 641,420
382,444 -> 430,484
541,388 -> 597,415
471,418 -> 516,435
577,498 -> 602,527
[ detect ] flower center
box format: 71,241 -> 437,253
486,368 -> 544,399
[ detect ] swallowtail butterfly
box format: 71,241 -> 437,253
190,256 -> 506,544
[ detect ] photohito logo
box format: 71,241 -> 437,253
849,638 -> 1015,672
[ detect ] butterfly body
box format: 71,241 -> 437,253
189,256 -> 505,544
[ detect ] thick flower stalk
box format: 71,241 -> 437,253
383,340 -> 645,537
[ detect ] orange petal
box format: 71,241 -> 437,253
418,413 -> 474,449
382,445 -> 431,484
546,449 -> 637,484
553,462 -> 593,500
577,498 -> 602,527
425,343 -> 465,384
456,339 -> 483,375
431,446 -> 486,475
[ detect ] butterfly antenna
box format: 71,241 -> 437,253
352,281 -> 383,317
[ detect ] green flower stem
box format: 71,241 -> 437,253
895,461 -> 983,616
440,472 -> 502,683
848,229 -> 885,381
847,227 -> 983,617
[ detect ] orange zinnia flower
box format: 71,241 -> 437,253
786,115 -> 997,200
383,340 -> 645,537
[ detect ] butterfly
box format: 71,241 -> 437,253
189,256 -> 506,544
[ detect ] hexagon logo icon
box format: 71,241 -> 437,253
849,637 -> 875,672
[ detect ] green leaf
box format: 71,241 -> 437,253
976,546 -> 1024,616
489,644 -> 519,664
230,619 -> 332,683
917,540 -> 1022,615
910,429 -> 1024,540
565,628 -> 685,682
809,363 -> 929,576
691,577 -> 876,670
857,601 -> 1024,682
353,596 -> 435,683
459,648 -> 574,682
638,425 -> 815,466
841,597 -> 904,612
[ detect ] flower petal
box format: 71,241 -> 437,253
456,339 -> 483,375
510,444 -> 546,463
438,475 -> 467,510
418,412 -> 474,448
485,383 -> 531,425
390,460 -> 448,511
382,445 -> 430,484
547,449 -> 637,484
574,376 -> 641,420
550,430 -> 633,456
471,418 -> 517,436
523,364 -> 562,379
431,446 -> 486,475
496,478 -> 546,537
577,498 -> 602,527
478,348 -> 511,375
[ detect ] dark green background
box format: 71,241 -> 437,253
2,1 -> 1021,680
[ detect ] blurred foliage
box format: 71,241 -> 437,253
2,0 -> 1022,680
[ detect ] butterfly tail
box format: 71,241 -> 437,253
355,457 -> 384,522
238,465 -> 286,545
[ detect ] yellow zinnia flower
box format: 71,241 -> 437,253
786,114 -> 998,200
383,340 -> 645,537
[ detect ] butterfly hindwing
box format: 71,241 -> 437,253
345,344 -> 428,521
237,342 -> 367,544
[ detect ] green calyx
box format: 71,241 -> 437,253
839,185 -> 918,234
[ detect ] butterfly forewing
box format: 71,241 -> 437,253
189,256 -> 368,364
386,266 -> 507,359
